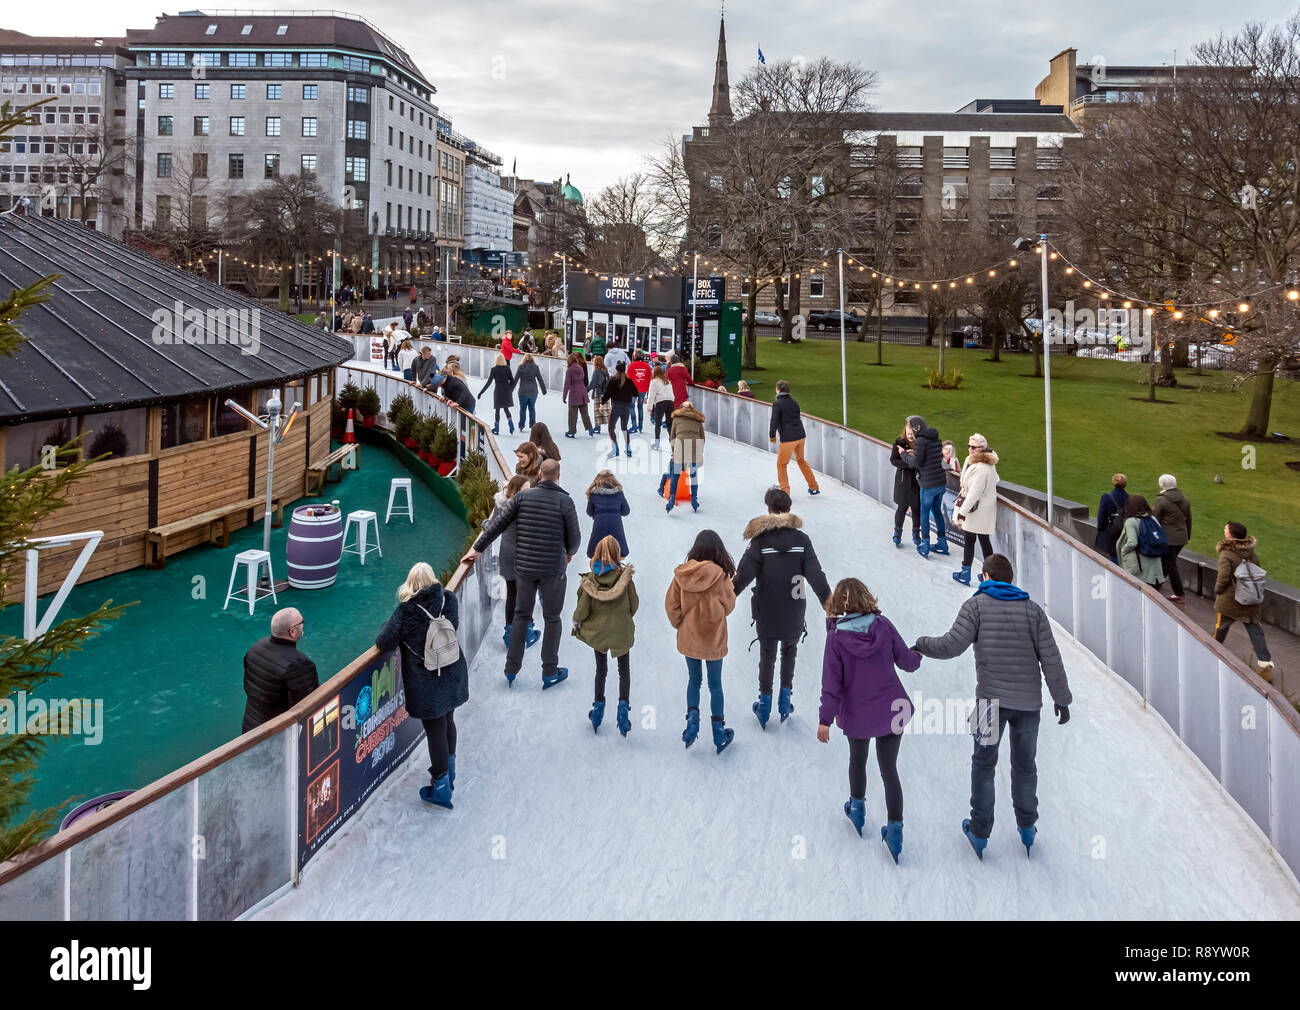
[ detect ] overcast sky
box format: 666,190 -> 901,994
7,0 -> 1293,195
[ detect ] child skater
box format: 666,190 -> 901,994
572,535 -> 638,737
585,469 -> 630,560
665,530 -> 737,754
817,577 -> 922,863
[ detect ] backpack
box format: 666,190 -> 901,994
1233,560 -> 1267,607
414,596 -> 459,672
1136,516 -> 1168,557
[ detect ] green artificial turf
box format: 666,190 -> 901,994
742,337 -> 1300,585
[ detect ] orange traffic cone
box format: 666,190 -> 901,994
343,409 -> 356,444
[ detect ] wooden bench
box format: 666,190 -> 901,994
145,496 -> 283,569
304,444 -> 359,497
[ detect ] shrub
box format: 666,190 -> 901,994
691,357 -> 725,384
417,414 -> 439,453
356,387 -> 381,418
432,423 -> 459,462
389,392 -> 415,424
925,367 -> 965,390
392,408 -> 416,442
337,381 -> 362,410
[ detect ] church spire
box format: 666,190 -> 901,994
708,16 -> 732,129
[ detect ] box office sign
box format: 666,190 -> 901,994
297,647 -> 425,869
684,275 -> 725,311
597,275 -> 644,307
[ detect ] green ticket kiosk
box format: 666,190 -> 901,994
719,301 -> 743,385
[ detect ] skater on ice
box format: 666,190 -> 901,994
901,415 -> 948,558
585,470 -> 630,561
562,352 -> 595,438
889,418 -> 921,550
768,380 -> 821,497
601,360 -> 638,458
665,530 -> 738,754
950,433 -> 1000,586
911,554 -> 1072,859
732,486 -> 831,729
478,351 -> 517,435
659,400 -> 707,513
573,535 -> 639,737
488,475 -> 540,650
646,363 -> 674,451
816,578 -> 922,862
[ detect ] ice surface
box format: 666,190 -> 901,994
258,371 -> 1300,920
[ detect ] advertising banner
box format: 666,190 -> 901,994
684,275 -> 725,311
297,648 -> 424,869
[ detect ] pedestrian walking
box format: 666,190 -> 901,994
1116,494 -> 1166,588
1095,473 -> 1129,561
1213,522 -> 1274,681
1152,474 -> 1192,603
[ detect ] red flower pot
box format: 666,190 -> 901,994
419,450 -> 433,464
436,460 -> 455,476
362,415 -> 377,428
403,437 -> 419,449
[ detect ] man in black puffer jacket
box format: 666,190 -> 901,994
465,459 -> 581,687
242,608 -> 319,732
903,414 -> 949,558
733,487 -> 832,728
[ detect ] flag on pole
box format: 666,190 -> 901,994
757,47 -> 765,65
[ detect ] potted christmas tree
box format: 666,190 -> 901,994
357,387 -> 381,428
432,424 -> 458,476
417,415 -> 439,465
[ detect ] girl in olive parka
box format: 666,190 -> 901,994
573,534 -> 639,736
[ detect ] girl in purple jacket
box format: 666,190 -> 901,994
817,578 -> 922,863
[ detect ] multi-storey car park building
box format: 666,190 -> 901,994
0,31 -> 132,236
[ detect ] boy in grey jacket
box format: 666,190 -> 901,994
912,553 -> 1072,859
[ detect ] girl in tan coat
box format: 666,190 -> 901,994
665,530 -> 738,754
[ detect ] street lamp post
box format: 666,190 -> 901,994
224,395 -> 301,588
691,251 -> 699,377
838,249 -> 847,427
1015,235 -> 1055,526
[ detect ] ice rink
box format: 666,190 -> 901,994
259,370 -> 1300,920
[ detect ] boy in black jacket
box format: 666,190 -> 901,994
768,380 -> 821,496
733,487 -> 832,727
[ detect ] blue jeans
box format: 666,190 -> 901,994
969,707 -> 1040,838
919,485 -> 947,543
518,395 -> 537,429
685,658 -> 725,719
633,392 -> 646,429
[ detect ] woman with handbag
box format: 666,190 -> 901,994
588,355 -> 611,434
374,562 -> 468,810
951,434 -> 1000,586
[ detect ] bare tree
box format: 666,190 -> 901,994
58,118 -> 129,231
585,173 -> 666,273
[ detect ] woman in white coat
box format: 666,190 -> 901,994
952,433 -> 1000,586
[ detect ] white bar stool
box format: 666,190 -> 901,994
386,477 -> 414,524
223,549 -> 278,615
342,509 -> 382,564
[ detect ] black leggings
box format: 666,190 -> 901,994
504,579 -> 516,627
961,533 -> 994,568
609,402 -> 632,442
758,638 -> 798,694
493,406 -> 513,427
594,650 -> 630,702
421,711 -> 458,780
847,733 -> 903,821
893,501 -> 919,538
651,400 -> 673,440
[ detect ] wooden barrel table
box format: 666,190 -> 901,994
287,505 -> 344,589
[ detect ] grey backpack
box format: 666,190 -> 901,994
415,596 -> 460,671
1233,560 -> 1267,607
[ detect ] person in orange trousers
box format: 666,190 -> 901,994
768,380 -> 820,496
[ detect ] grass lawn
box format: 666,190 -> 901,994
740,338 -> 1300,587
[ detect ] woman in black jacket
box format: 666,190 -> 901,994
375,562 -> 469,810
889,420 -> 920,548
439,363 -> 476,414
601,361 -> 638,459
478,352 -> 516,434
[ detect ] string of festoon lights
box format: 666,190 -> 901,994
673,243 -> 1299,322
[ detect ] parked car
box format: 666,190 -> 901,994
808,309 -> 862,332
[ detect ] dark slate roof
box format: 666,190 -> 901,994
0,214 -> 353,425
732,110 -> 1079,135
125,13 -> 430,87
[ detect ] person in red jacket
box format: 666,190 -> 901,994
667,354 -> 692,409
501,331 -> 515,363
627,351 -> 653,433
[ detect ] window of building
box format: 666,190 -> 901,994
265,116 -> 280,136
266,84 -> 282,100
300,53 -> 327,68
265,53 -> 292,68
228,52 -> 256,68
228,153 -> 244,179
303,84 -> 317,100
708,222 -> 722,248
276,24 -> 288,36
205,24 -> 217,35
194,83 -> 209,99
346,119 -> 367,140
229,116 -> 245,136
397,165 -> 403,188
159,83 -> 174,99
708,173 -> 723,191
190,194 -> 206,226
777,176 -> 791,199
82,408 -> 148,460
240,24 -> 253,35
989,177 -> 1015,200
345,155 -> 367,182
810,175 -> 825,198
387,125 -> 393,145
155,193 -> 171,226
160,52 -> 187,67
156,152 -> 172,177
265,153 -> 279,178
1036,179 -> 1062,200
301,117 -> 317,137
341,56 -> 369,73
301,154 -> 317,174
192,152 -> 207,178
157,115 -> 173,136
230,83 -> 245,99
193,115 -> 209,136
810,273 -> 825,298
347,85 -> 368,103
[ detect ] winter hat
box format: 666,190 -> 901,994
907,415 -> 926,433
968,433 -> 988,450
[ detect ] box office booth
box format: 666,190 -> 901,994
565,274 -> 728,360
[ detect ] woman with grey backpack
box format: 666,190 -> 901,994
375,562 -> 468,809
1214,522 -> 1274,682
